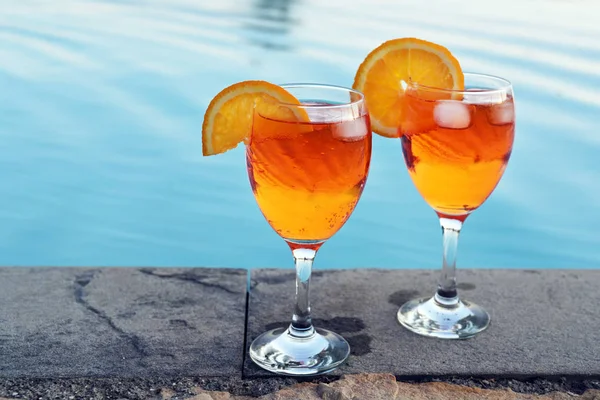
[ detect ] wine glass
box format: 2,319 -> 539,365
397,73 -> 515,339
246,84 -> 371,374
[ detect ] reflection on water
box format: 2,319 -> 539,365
245,0 -> 297,51
0,0 -> 599,269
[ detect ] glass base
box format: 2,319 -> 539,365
397,294 -> 490,339
249,326 -> 350,376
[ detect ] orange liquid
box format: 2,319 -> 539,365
247,113 -> 371,243
401,93 -> 515,218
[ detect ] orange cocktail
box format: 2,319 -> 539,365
352,38 -> 516,339
202,81 -> 371,374
396,74 -> 516,338
246,84 -> 371,375
401,90 -> 515,219
247,113 -> 371,243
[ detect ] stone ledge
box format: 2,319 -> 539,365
245,269 -> 600,378
0,267 -> 247,378
0,267 -> 598,398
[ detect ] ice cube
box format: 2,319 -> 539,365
332,118 -> 368,142
434,100 -> 471,130
488,101 -> 515,126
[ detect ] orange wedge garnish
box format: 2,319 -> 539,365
202,80 -> 308,156
353,37 -> 464,138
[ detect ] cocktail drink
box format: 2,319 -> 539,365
396,74 -> 515,338
247,84 -> 371,374
202,80 -> 370,372
401,80 -> 515,219
353,38 -> 515,339
202,81 -> 370,374
248,107 -> 370,243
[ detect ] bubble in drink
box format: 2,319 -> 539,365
433,100 -> 472,130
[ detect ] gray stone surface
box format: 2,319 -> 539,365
245,268 -> 600,378
0,267 -> 247,378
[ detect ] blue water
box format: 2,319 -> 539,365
1,0 -> 599,269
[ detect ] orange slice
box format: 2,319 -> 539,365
202,80 -> 307,156
353,37 -> 464,138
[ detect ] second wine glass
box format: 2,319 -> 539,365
246,84 -> 372,375
397,73 -> 516,339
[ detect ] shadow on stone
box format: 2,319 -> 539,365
347,334 -> 372,356
388,290 -> 420,307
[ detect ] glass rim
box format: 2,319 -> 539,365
273,83 -> 366,109
407,72 -> 512,95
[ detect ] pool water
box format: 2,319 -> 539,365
1,0 -> 599,269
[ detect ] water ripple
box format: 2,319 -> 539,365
0,0 -> 599,268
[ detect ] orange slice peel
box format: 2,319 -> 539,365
352,37 -> 464,138
202,80 -> 308,156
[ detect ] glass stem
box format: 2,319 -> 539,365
290,248 -> 316,338
435,217 -> 463,306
